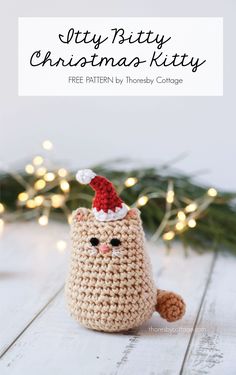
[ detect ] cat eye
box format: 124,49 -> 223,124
90,237 -> 99,246
110,238 -> 121,247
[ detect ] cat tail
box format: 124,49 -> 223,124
155,289 -> 186,322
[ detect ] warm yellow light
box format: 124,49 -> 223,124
25,164 -> 35,174
18,192 -> 29,202
35,167 -> 47,177
177,211 -> 186,221
163,231 -> 175,241
44,172 -> 56,182
188,219 -> 197,228
38,215 -> 48,226
0,203 -> 5,214
26,199 -> 37,209
124,177 -> 138,188
34,179 -> 46,190
175,221 -> 185,231
67,214 -> 72,224
58,168 -> 68,178
34,195 -> 44,206
185,202 -> 198,213
33,156 -> 44,166
60,179 -> 70,192
51,194 -> 65,208
207,188 -> 218,197
137,195 -> 149,207
42,140 -> 53,150
166,190 -> 174,204
56,240 -> 67,252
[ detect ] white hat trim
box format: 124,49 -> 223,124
92,203 -> 128,222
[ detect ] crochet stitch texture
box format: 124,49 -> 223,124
66,208 -> 185,332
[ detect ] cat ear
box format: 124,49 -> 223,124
126,208 -> 141,219
72,207 -> 91,224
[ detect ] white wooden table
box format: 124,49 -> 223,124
0,222 -> 236,375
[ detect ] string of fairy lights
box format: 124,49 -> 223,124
0,140 -> 71,251
0,140 -> 218,251
124,175 -> 217,242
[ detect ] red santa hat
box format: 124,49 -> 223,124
76,169 -> 128,221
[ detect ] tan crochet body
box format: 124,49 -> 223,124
66,208 -> 185,332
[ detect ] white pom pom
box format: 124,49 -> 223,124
76,169 -> 96,184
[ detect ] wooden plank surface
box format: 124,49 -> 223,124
0,223 -> 217,375
181,252 -> 236,375
0,222 -> 69,357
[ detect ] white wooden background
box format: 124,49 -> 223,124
0,222 -> 236,375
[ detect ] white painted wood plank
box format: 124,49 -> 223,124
0,222 -> 69,357
181,253 -> 236,375
0,243 -> 214,375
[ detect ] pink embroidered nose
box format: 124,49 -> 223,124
99,244 -> 110,254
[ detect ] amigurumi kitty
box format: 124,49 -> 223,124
66,169 -> 186,332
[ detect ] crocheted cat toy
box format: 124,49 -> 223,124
66,169 -> 186,332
